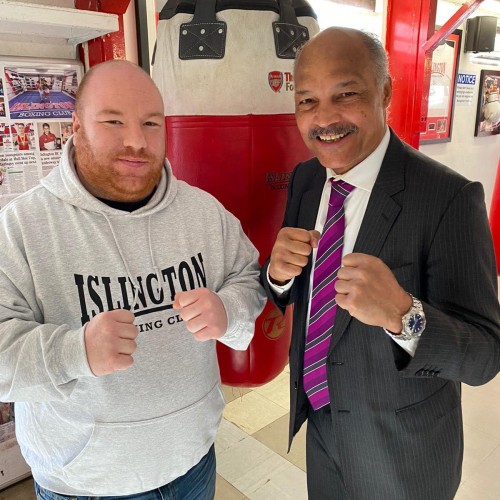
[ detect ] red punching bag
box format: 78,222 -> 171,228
490,160 -> 500,275
152,0 -> 319,387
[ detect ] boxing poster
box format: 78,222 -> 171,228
420,29 -> 462,144
474,69 -> 500,137
0,56 -> 83,209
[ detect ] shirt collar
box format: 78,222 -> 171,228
327,127 -> 390,193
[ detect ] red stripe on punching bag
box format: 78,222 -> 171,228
166,114 -> 312,386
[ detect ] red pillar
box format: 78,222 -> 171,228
490,160 -> 500,275
385,0 -> 485,148
75,0 -> 131,68
385,0 -> 435,148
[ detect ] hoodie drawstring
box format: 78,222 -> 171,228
102,214 -> 141,310
148,216 -> 164,296
103,214 -> 166,312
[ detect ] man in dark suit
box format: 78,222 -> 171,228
261,27 -> 500,500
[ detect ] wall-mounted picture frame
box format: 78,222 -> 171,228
0,55 -> 83,210
474,69 -> 500,137
420,29 -> 462,144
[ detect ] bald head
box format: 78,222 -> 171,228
296,27 -> 390,91
71,59 -> 166,203
75,60 -> 164,117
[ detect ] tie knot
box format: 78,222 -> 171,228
329,178 -> 354,206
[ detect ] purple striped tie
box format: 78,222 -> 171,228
304,179 -> 354,410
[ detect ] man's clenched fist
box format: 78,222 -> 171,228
173,288 -> 227,342
268,227 -> 320,285
84,309 -> 138,376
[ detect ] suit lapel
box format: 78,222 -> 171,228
297,162 -> 325,230
329,131 -> 407,350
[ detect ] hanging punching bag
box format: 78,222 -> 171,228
490,160 -> 500,275
152,0 -> 319,387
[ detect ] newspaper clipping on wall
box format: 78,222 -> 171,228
0,57 -> 83,450
0,56 -> 83,210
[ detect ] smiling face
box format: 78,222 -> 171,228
294,28 -> 392,174
72,60 -> 166,203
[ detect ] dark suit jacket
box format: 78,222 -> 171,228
261,130 -> 500,500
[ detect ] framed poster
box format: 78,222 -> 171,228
0,55 -> 83,209
474,69 -> 500,137
420,29 -> 462,144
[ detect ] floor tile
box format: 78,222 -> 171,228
215,474 -> 248,500
223,391 -> 288,435
216,433 -> 307,498
220,443 -> 305,498
248,463 -> 307,500
254,462 -> 307,498
462,377 -> 500,440
0,477 -> 34,500
456,476 -> 500,500
216,435 -> 282,486
461,423 -> 500,482
459,443 -> 500,493
253,372 -> 290,410
294,454 -> 307,472
251,414 -> 306,468
221,385 -> 252,404
215,418 -> 249,455
247,481 -> 293,500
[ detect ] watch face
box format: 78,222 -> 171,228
408,314 -> 424,334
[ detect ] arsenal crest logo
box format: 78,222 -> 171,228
268,71 -> 283,93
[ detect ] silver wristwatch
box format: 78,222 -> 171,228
385,294 -> 426,341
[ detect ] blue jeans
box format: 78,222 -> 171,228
34,445 -> 216,500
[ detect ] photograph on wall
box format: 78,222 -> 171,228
420,29 -> 462,144
3,65 -> 78,121
0,56 -> 83,209
11,122 -> 35,151
474,69 -> 500,137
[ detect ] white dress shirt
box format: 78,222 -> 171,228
269,128 -> 418,356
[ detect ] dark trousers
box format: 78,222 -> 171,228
306,404 -> 350,500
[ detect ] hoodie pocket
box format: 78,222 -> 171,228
61,383 -> 224,496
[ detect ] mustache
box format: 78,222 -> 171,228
308,124 -> 358,140
113,148 -> 157,162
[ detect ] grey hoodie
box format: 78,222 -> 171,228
0,139 -> 266,496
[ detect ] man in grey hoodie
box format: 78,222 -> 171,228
0,60 -> 266,499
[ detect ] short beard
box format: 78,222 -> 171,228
74,127 -> 163,202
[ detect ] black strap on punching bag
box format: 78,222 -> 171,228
273,0 -> 310,58
164,0 -> 311,61
179,0 -> 227,60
